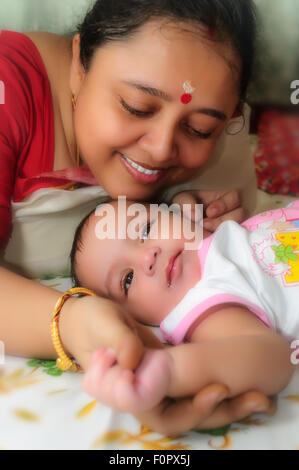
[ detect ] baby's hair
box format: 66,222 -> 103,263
76,0 -> 257,101
70,196 -> 112,287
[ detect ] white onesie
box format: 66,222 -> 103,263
160,201 -> 299,346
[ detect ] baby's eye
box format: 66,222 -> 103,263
122,271 -> 134,296
141,221 -> 153,242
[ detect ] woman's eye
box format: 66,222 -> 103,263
120,98 -> 152,117
120,97 -> 212,138
122,271 -> 134,296
141,221 -> 152,242
184,124 -> 212,139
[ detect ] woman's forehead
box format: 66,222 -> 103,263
89,22 -> 240,102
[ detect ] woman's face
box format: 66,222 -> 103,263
70,20 -> 240,200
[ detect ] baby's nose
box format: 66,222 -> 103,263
140,246 -> 161,276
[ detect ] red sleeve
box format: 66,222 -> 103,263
0,133 -> 16,247
0,32 -> 30,247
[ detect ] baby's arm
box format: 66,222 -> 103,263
164,305 -> 295,398
82,305 -> 295,412
167,305 -> 295,399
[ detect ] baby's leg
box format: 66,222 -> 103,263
81,348 -> 172,413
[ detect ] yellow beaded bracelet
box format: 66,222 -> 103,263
50,287 -> 96,372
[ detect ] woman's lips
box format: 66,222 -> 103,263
166,251 -> 182,286
118,152 -> 168,184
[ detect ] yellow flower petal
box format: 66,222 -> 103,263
76,400 -> 98,419
13,409 -> 40,422
209,435 -> 232,450
47,389 -> 70,395
0,367 -> 43,394
92,430 -> 126,449
142,441 -> 188,450
285,395 -> 299,403
8,369 -> 25,379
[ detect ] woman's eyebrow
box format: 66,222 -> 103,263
121,79 -> 172,101
120,79 -> 227,121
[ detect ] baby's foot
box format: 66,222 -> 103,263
82,348 -> 172,413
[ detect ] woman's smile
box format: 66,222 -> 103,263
118,152 -> 170,184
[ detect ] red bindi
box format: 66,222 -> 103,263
181,81 -> 196,104
181,93 -> 192,104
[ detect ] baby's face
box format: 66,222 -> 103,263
76,200 -> 202,326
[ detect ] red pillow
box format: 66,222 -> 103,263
254,110 -> 299,196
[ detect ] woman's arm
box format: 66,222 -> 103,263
0,266 -> 69,359
166,332 -> 294,398
0,266 -> 146,369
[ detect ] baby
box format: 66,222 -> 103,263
71,198 -> 299,414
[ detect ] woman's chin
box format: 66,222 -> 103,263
102,179 -> 163,201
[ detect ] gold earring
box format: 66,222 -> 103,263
71,94 -> 80,166
72,94 -> 76,111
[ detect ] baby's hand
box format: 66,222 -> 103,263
81,348 -> 172,413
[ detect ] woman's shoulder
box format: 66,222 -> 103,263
23,31 -> 70,60
23,31 -> 72,93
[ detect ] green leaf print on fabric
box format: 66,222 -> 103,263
272,244 -> 298,263
27,359 -> 64,376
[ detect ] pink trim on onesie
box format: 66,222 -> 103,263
241,201 -> 299,232
160,232 -> 274,345
162,294 -> 273,345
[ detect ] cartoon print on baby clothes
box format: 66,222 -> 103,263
274,232 -> 299,284
250,201 -> 299,287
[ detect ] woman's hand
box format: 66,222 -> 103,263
59,295 -> 164,372
172,189 -> 246,232
134,385 -> 277,437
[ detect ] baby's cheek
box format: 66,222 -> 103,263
149,294 -> 176,325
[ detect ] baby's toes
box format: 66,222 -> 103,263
81,348 -> 117,397
93,348 -> 117,381
116,350 -> 171,412
135,349 -> 171,398
112,369 -> 144,413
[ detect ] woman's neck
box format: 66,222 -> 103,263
55,35 -> 77,169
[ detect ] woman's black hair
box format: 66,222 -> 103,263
76,0 -> 257,101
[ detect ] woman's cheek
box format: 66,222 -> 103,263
179,140 -> 215,169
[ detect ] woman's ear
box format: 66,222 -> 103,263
69,34 -> 86,95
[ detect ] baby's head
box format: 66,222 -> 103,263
71,198 -> 202,326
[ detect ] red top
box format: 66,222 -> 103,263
0,30 -> 97,247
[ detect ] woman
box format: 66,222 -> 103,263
0,0 -> 274,434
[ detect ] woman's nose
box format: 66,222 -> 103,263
138,121 -> 178,164
138,246 -> 162,276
